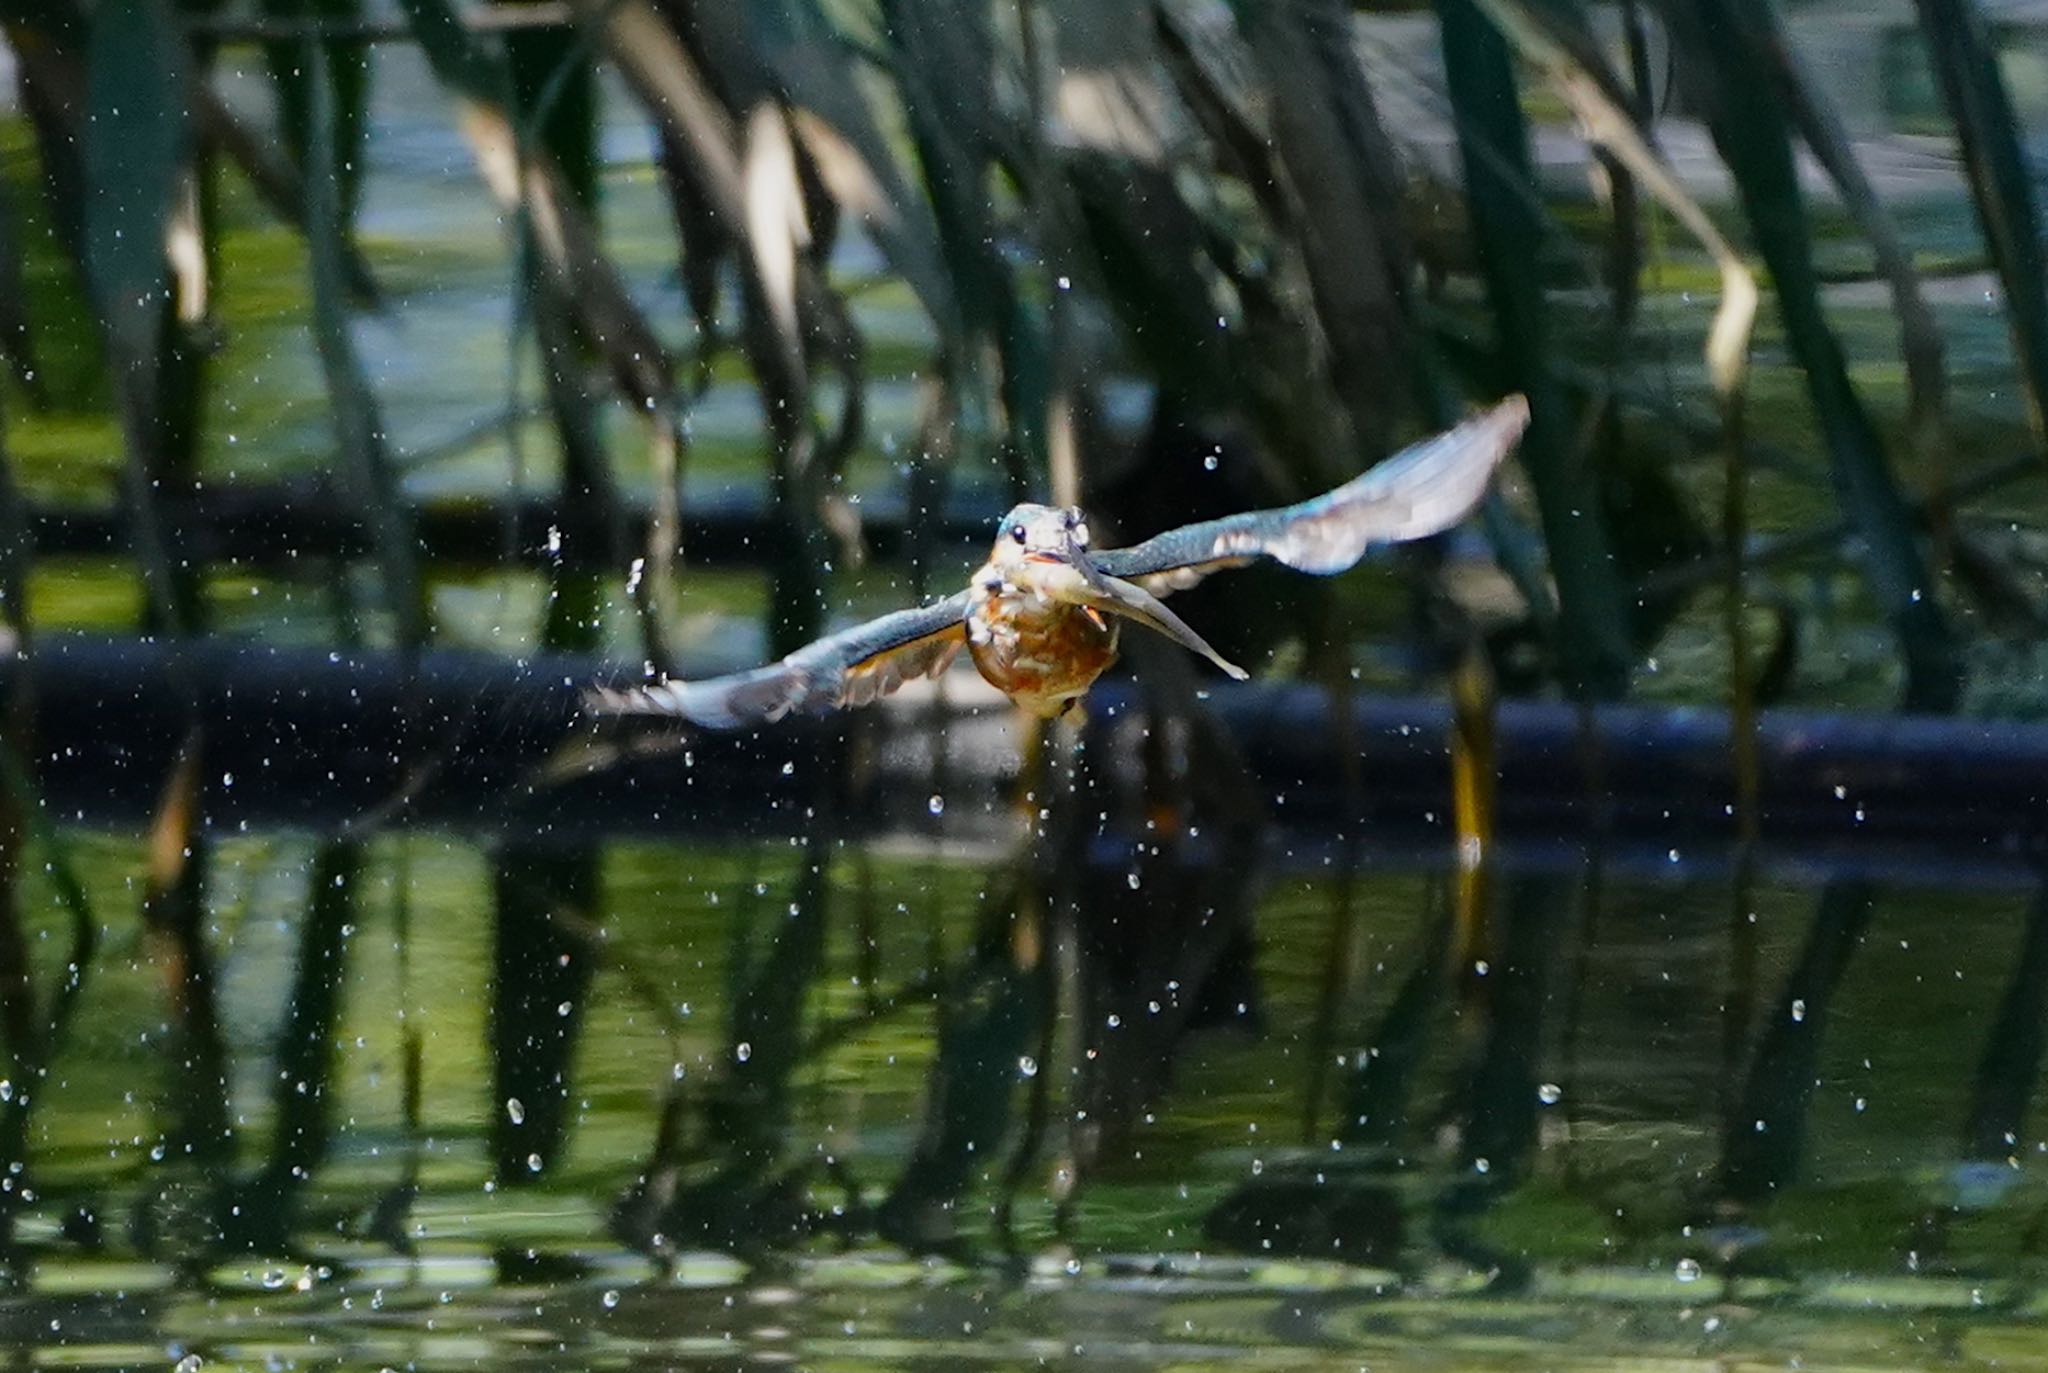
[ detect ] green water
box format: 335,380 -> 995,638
0,829 -> 2039,1370
5,25 -> 2048,1373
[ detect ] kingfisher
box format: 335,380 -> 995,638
591,396 -> 1529,727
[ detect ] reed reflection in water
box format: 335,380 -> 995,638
0,740 -> 2041,1301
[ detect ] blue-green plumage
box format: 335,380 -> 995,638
591,397 -> 1529,728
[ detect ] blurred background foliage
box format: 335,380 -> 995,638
0,0 -> 2043,1334
0,0 -> 2042,711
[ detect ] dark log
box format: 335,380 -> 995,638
25,486 -> 995,574
5,635 -> 2048,882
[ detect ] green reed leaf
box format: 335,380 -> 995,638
82,0 -> 188,363
1914,0 -> 2048,443
1437,0 -> 1634,700
1661,0 -> 1961,712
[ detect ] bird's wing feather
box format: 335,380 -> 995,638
587,591 -> 971,728
1093,396 -> 1528,595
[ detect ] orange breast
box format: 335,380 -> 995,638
968,597 -> 1120,717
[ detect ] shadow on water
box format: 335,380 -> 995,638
1721,878 -> 1878,1210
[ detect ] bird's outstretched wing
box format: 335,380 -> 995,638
588,591 -> 971,728
1092,395 -> 1529,595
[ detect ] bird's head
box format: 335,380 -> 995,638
989,502 -> 1091,572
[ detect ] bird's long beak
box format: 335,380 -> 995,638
1089,574 -> 1250,681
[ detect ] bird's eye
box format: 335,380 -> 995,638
1010,524 -> 1028,544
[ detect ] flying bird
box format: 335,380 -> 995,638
591,396 -> 1529,728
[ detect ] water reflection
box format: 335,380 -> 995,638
0,696 -> 2040,1367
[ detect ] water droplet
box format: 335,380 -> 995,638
927,794 -> 945,816
1126,870 -> 1141,890
1203,453 -> 1219,471
736,1042 -> 752,1063
259,1268 -> 288,1290
1017,1055 -> 1039,1078
1675,1258 -> 1702,1283
1537,1083 -> 1562,1105
526,1153 -> 543,1172
602,1289 -> 621,1309
1251,1158 -> 1264,1175
506,1098 -> 525,1125
1473,1157 -> 1491,1174
1790,999 -> 1806,1023
175,1356 -> 203,1373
